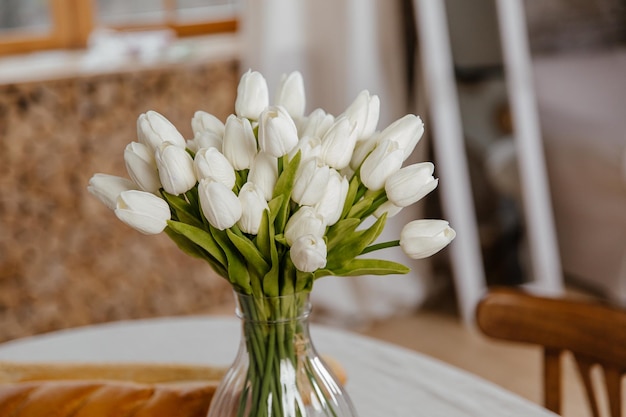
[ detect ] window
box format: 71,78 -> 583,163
0,0 -> 238,56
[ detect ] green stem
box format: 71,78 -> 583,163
361,240 -> 400,255
235,292 -> 336,417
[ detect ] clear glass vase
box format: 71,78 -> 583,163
207,291 -> 358,417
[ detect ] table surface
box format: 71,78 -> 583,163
0,316 -> 555,417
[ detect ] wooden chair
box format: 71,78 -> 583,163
476,288 -> 626,417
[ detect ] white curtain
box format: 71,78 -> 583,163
240,0 -> 434,324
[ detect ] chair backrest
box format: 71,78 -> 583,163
476,288 -> 626,417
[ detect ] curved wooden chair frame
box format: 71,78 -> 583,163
477,288 -> 626,416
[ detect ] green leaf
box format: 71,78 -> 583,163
346,196 -> 374,219
255,209 -> 272,261
360,189 -> 388,218
164,226 -> 228,278
234,169 -> 249,193
226,229 -> 270,278
273,152 -> 300,199
273,234 -> 289,247
161,191 -> 203,228
315,258 -> 410,278
325,218 -> 360,251
341,175 -> 361,220
164,226 -> 205,259
166,220 -> 227,267
325,213 -> 388,269
267,195 -> 284,223
211,227 -> 252,293
262,233 -> 282,298
272,152 -> 300,234
295,270 -> 314,293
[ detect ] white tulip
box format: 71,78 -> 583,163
275,71 -> 306,119
155,142 -> 197,195
292,158 -> 330,206
299,108 -> 334,139
314,170 -> 349,226
319,117 -> 358,170
198,178 -> 242,230
290,234 -> 327,273
115,190 -> 171,235
137,110 -> 186,152
235,70 -> 269,120
284,206 -> 326,245
373,201 -> 403,219
248,152 -> 278,201
124,141 -> 161,194
360,140 -> 404,191
191,111 -> 225,137
349,134 -> 378,170
258,106 -> 299,158
385,162 -> 438,207
88,173 -> 137,210
237,182 -> 270,234
288,136 -> 322,163
341,90 -> 380,141
194,147 -> 236,189
377,114 -> 424,161
400,219 -> 456,259
222,115 -> 258,170
339,165 -> 355,180
186,131 -> 222,153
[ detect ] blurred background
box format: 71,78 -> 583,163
0,0 -> 625,353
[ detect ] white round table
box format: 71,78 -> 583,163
0,316 -> 555,417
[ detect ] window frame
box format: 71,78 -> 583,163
0,0 -> 237,57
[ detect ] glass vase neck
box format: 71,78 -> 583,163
234,291 -> 312,323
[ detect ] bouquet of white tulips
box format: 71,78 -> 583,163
88,69 -> 455,417
88,69 -> 455,296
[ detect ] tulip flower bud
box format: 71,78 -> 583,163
238,182 -> 270,234
377,114 -> 424,161
137,110 -> 186,153
222,115 -> 258,170
115,190 -> 171,235
194,147 -> 236,189
248,152 -> 278,201
285,206 -> 326,246
292,158 -> 331,206
124,141 -> 162,194
235,70 -> 269,120
349,134 -> 378,170
288,136 -> 322,163
155,142 -> 197,195
275,71 -> 306,119
314,170 -> 349,226
400,219 -> 456,259
385,162 -> 438,207
299,108 -> 334,139
88,173 -> 137,210
373,200 -> 403,219
319,117 -> 358,169
290,234 -> 327,273
191,111 -> 225,137
258,106 -> 299,158
341,90 -> 380,141
198,178 -> 242,230
360,140 -> 404,191
186,131 -> 223,153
